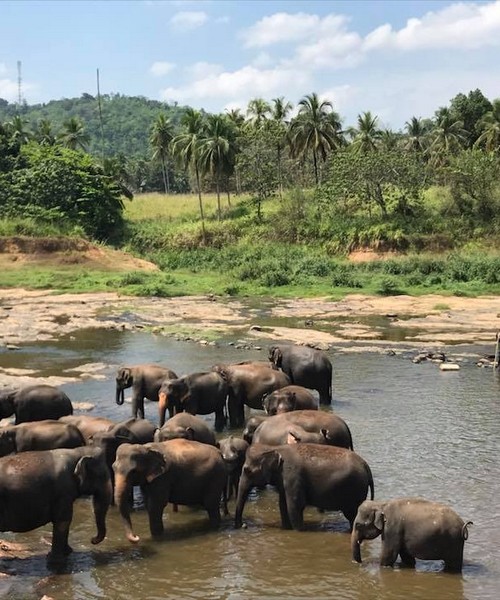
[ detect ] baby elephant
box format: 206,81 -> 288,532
352,498 -> 472,573
263,385 -> 318,415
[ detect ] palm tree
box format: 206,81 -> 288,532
429,108 -> 467,166
59,117 -> 89,151
246,98 -> 271,128
351,111 -> 381,154
404,117 -> 428,153
289,92 -> 342,185
199,114 -> 235,220
35,118 -> 56,146
171,108 -> 207,240
380,128 -> 399,151
272,97 -> 293,198
8,115 -> 31,145
150,114 -> 174,194
226,108 -> 245,128
474,99 -> 500,152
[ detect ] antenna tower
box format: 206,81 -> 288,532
17,61 -> 23,105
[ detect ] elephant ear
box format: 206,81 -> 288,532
118,367 -> 132,385
145,449 -> 167,482
271,348 -> 283,368
374,509 -> 385,531
289,392 -> 297,410
185,427 -> 195,441
286,430 -> 301,444
74,455 -> 94,489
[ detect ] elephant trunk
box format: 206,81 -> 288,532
91,478 -> 113,545
116,386 -> 125,406
115,472 -> 139,543
158,392 -> 168,427
351,528 -> 362,563
234,474 -> 251,528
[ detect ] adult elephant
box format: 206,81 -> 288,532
269,344 -> 333,405
242,415 -> 268,444
115,364 -> 178,424
154,413 -> 216,446
0,420 -> 85,456
113,439 -> 227,543
59,415 -> 116,442
0,384 -> 73,424
235,444 -> 374,530
0,446 -> 112,562
263,385 -> 318,415
213,362 -> 290,428
158,372 -> 228,432
252,410 -> 353,449
351,498 -> 472,573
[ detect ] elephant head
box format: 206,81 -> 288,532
0,389 -> 16,420
154,425 -> 195,443
268,346 -> 283,369
351,500 -> 386,563
115,367 -> 133,406
158,378 -> 186,427
242,415 -> 267,444
235,445 -> 283,528
113,443 -> 167,543
74,449 -> 113,545
263,390 -> 296,415
0,427 -> 16,457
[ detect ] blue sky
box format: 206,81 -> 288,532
1,0 -> 499,128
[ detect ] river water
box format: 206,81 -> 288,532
0,329 -> 499,600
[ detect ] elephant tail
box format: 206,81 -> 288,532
366,464 -> 375,500
346,423 -> 354,451
462,521 -> 473,540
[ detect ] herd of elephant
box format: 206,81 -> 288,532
0,343 -> 472,574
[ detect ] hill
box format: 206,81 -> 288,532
0,93 -> 188,157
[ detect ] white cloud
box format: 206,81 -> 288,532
149,61 -> 176,77
251,51 -> 273,68
186,61 -> 224,79
242,12 -> 323,47
364,1 -> 500,51
170,10 -> 208,31
0,78 -> 18,101
319,85 -> 358,114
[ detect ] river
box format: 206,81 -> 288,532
0,329 -> 499,600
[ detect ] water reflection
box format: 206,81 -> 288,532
0,331 -> 499,599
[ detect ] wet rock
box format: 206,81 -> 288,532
199,340 -> 208,346
249,325 -> 262,331
385,349 -> 396,356
5,344 -> 20,350
72,402 -> 95,412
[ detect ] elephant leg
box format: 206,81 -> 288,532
318,385 -> 331,405
214,408 -> 225,432
342,506 -> 358,532
206,501 -> 222,527
399,548 -> 416,568
148,500 -> 166,539
380,540 -> 399,567
48,520 -> 72,562
444,547 -> 464,573
285,491 -> 305,531
227,395 -> 243,429
278,489 -> 292,529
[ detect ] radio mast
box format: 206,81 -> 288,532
17,60 -> 23,105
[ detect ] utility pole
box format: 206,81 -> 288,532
17,60 -> 23,106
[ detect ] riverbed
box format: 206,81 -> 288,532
0,323 -> 499,599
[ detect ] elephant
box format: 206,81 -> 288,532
59,415 -> 116,442
0,420 -> 85,456
235,443 -> 374,530
158,371 -> 228,432
0,384 -> 73,424
242,415 -> 268,444
263,385 -> 318,415
269,344 -> 333,405
90,417 -> 157,496
351,498 -> 473,573
218,436 -> 249,501
213,362 -> 291,428
252,410 -> 353,449
115,364 -> 178,425
153,413 -> 216,446
113,439 -> 227,543
0,446 -> 112,562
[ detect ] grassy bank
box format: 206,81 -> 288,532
1,191 -> 500,298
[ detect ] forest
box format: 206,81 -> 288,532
1,88 -> 500,297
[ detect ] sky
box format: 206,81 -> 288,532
0,0 -> 499,128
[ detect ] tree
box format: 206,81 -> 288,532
35,118 -> 57,146
246,98 -> 271,128
404,117 -> 428,154
289,92 -> 342,185
150,113 -> 174,194
8,115 -> 32,145
271,97 -> 293,198
172,108 -> 207,240
199,114 -> 235,220
59,117 -> 90,151
475,99 -> 500,153
449,89 -> 492,147
429,108 -> 467,167
351,111 -> 381,154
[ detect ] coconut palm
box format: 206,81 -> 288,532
35,118 -> 57,146
59,117 -> 90,151
150,114 -> 174,194
351,111 -> 382,154
246,98 -> 271,128
289,92 -> 342,185
404,117 -> 428,153
429,108 -> 467,166
8,115 -> 31,145
199,114 -> 235,220
171,108 -> 207,240
226,108 -> 245,127
474,99 -> 500,152
272,97 -> 293,197
380,128 -> 399,151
